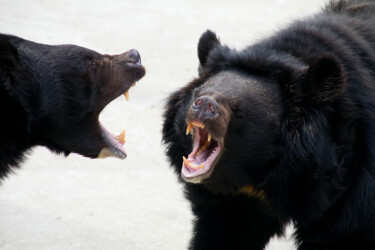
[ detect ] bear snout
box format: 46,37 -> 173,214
191,96 -> 219,121
124,49 -> 142,65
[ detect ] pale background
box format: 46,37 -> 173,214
0,0 -> 326,249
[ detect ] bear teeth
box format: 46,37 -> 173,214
183,156 -> 205,170
186,122 -> 193,135
123,82 -> 136,101
124,91 -> 129,101
186,121 -> 211,140
192,121 -> 205,128
115,129 -> 126,144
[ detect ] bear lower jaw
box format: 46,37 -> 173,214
97,124 -> 127,159
181,142 -> 221,183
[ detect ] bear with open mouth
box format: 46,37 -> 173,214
163,0 -> 375,249
0,34 -> 145,179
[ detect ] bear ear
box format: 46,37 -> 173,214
302,55 -> 345,104
197,30 -> 221,67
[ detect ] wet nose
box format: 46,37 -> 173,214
192,96 -> 219,120
126,49 -> 141,65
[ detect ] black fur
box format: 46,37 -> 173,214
0,34 -> 145,180
162,1 -> 375,249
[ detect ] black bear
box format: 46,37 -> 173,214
0,34 -> 145,179
163,0 -> 375,249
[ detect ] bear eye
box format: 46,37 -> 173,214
87,61 -> 97,73
232,106 -> 244,119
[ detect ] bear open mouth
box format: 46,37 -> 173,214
182,120 -> 223,183
98,81 -> 138,159
97,58 -> 145,159
97,83 -> 137,159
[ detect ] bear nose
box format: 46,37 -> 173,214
192,96 -> 219,120
126,49 -> 142,65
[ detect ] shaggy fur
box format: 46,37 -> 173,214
162,1 -> 375,249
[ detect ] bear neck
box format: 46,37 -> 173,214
0,85 -> 33,179
0,38 -> 41,178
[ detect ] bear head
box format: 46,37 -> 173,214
1,35 -> 145,161
163,30 -> 346,194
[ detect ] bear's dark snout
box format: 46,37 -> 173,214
124,49 -> 142,65
192,96 -> 219,120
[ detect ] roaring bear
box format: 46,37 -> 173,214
0,34 -> 145,179
162,0 -> 375,249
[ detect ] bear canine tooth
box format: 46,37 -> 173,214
115,130 -> 126,144
208,134 -> 212,142
183,156 -> 204,170
186,122 -> 193,135
124,91 -> 129,101
183,156 -> 190,166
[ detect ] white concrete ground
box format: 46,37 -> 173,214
0,0 -> 326,249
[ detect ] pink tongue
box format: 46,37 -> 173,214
192,151 -> 209,165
